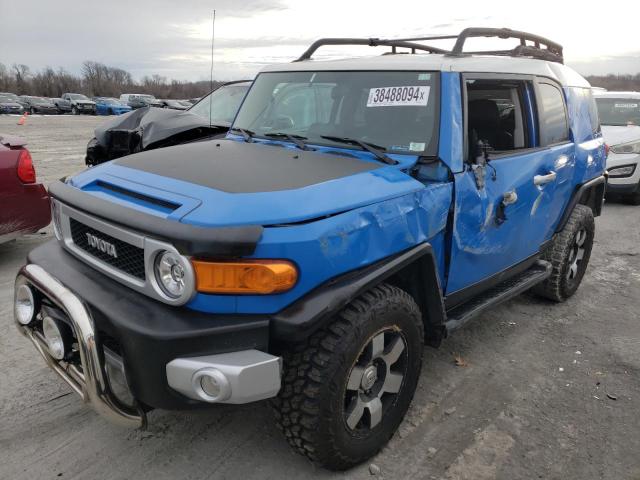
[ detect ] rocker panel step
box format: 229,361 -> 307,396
444,260 -> 551,334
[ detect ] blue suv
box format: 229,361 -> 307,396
14,28 -> 606,470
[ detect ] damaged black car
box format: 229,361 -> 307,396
85,80 -> 251,166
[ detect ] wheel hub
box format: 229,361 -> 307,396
360,365 -> 378,391
344,329 -> 407,431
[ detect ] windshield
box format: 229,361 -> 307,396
595,97 -> 640,126
102,98 -> 121,105
232,71 -> 439,155
69,94 -> 89,100
0,96 -> 14,103
189,83 -> 250,124
32,97 -> 52,105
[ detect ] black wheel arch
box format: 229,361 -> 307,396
556,174 -> 606,233
270,243 -> 447,347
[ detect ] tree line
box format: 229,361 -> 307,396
0,61 -> 228,99
2,60 -> 639,99
586,73 -> 640,92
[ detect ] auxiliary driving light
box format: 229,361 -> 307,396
192,368 -> 231,402
15,284 -> 37,325
42,316 -> 71,360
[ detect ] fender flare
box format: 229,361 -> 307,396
270,243 -> 447,345
555,174 -> 606,233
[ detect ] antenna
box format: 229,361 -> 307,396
209,10 -> 216,128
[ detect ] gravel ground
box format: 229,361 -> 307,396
1,115 -> 639,480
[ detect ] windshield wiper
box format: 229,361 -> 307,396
229,127 -> 254,143
264,132 -> 311,151
320,136 -> 396,165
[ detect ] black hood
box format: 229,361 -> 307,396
114,139 -> 379,193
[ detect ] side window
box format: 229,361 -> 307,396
465,78 -> 532,159
537,82 -> 569,145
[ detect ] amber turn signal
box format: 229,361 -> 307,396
192,259 -> 298,294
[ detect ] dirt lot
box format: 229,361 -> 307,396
1,115 -> 639,480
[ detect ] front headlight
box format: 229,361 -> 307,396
610,140 -> 640,155
154,250 -> 189,298
608,164 -> 637,178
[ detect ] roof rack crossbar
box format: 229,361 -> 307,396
294,38 -> 446,62
385,28 -> 564,63
449,28 -> 563,63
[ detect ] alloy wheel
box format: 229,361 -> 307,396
344,329 -> 407,431
567,228 -> 587,281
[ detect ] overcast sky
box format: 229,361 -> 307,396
1,0 -> 638,81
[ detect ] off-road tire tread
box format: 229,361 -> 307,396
533,204 -> 594,302
271,283 -> 422,470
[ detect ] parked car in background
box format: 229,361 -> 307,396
0,92 -> 20,103
159,99 -> 189,110
177,100 -> 193,108
55,93 -> 96,115
18,96 -> 59,115
85,80 -> 251,166
50,98 -> 72,114
0,95 -> 24,114
187,97 -> 201,104
94,97 -> 133,116
119,93 -> 163,109
0,135 -> 50,244
594,91 -> 640,204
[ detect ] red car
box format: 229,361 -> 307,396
0,135 -> 50,244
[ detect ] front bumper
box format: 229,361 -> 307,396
15,241 -> 279,426
15,264 -> 145,427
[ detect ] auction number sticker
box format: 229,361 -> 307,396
367,86 -> 430,107
615,103 -> 638,109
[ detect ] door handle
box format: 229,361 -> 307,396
533,171 -> 557,186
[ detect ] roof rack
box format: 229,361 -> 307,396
295,27 -> 564,64
294,38 -> 446,62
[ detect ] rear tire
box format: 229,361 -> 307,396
533,204 -> 595,302
272,284 -> 424,470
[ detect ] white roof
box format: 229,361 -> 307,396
260,53 -> 590,88
593,91 -> 640,99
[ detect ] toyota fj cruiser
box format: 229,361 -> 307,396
14,28 -> 606,470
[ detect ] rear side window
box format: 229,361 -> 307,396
537,83 -> 569,145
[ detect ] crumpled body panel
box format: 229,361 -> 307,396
188,182 -> 453,314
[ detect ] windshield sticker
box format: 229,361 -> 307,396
614,103 -> 638,109
409,142 -> 426,152
367,86 -> 430,107
418,73 -> 431,80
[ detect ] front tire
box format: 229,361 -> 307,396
272,284 -> 424,470
72,106 -> 78,115
533,204 -> 595,302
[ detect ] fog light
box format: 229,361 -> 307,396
192,368 -> 231,402
42,316 -> 71,360
15,284 -> 36,325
